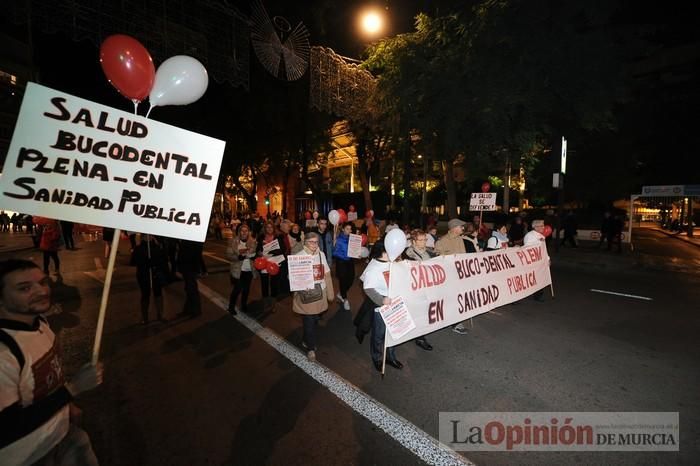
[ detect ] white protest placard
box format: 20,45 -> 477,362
0,83 -> 225,241
347,233 -> 363,258
470,192 -> 497,211
262,239 -> 281,256
385,244 -> 552,347
378,296 -> 417,340
268,255 -> 286,264
347,211 -> 358,221
287,254 -> 315,291
305,219 -> 317,229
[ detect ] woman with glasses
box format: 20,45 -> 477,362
403,229 -> 437,352
292,233 -> 334,361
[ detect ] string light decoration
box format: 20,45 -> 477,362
250,0 -> 310,81
309,46 -> 376,122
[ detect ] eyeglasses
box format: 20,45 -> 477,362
306,240 -> 318,244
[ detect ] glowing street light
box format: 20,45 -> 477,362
359,8 -> 384,37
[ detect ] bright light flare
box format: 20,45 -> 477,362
359,9 -> 384,36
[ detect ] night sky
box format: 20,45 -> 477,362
3,0 -> 699,202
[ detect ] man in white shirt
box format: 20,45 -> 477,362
0,259 -> 103,465
523,220 -> 547,301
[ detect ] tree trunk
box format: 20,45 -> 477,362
443,159 -> 458,218
401,133 -> 412,227
356,139 -> 373,211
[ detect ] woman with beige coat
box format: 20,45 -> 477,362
292,232 -> 334,361
226,223 -> 257,314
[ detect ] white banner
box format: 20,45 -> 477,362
0,83 -> 225,241
386,244 -> 552,347
470,192 -> 497,211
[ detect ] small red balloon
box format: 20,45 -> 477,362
543,225 -> 553,237
481,181 -> 491,193
265,261 -> 280,276
100,34 -> 155,102
254,257 -> 268,270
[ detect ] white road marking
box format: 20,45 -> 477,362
203,251 -> 230,264
590,289 -> 653,301
198,282 -> 473,466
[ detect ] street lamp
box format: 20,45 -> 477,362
358,7 -> 385,37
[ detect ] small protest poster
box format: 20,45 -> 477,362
288,254 -> 315,291
347,233 -> 363,258
347,212 -> 358,221
305,219 -> 317,229
378,296 -> 416,340
262,239 -> 281,256
470,192 -> 497,211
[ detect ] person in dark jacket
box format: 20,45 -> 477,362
131,235 -> 168,323
177,240 -> 203,317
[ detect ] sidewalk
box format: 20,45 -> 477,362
0,230 -> 36,253
642,225 -> 700,249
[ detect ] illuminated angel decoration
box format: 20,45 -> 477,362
250,0 -> 310,81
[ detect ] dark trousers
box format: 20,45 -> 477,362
43,251 -> 60,273
259,272 -> 279,298
302,314 -> 321,350
370,310 -> 397,364
561,233 -> 577,247
137,269 -> 162,320
61,224 -> 74,249
229,271 -> 253,311
181,270 -> 201,315
335,259 -> 355,299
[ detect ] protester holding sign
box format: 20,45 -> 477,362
0,259 -> 103,465
291,233 -> 334,362
486,223 -> 510,251
403,229 -> 437,352
333,222 -> 356,311
435,219 -> 470,335
226,223 -> 257,314
524,219 -> 548,302
360,241 -> 403,371
256,221 -> 284,309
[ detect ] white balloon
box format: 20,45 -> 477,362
149,55 -> 208,108
328,210 -> 340,226
385,228 -> 406,262
359,246 -> 370,258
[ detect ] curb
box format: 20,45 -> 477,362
640,227 -> 700,249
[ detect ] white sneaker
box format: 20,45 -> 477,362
307,350 -> 316,362
343,299 -> 350,311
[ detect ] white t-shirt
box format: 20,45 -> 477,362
0,319 -> 70,465
523,229 -> 545,246
360,259 -> 391,296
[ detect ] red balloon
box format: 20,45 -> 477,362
304,211 -> 312,220
100,34 -> 155,102
254,257 -> 268,270
481,181 -> 491,193
361,233 -> 368,246
265,261 -> 280,276
543,225 -> 553,237
339,212 -> 348,223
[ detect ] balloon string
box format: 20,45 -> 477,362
132,100 -> 139,115
145,104 -> 153,119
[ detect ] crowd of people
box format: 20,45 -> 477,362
219,209 -> 552,369
0,208 -> 554,464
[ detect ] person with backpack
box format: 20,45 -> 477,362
0,259 -> 103,465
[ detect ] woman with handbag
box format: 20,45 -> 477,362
292,232 -> 334,362
226,223 -> 257,314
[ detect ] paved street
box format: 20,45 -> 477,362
2,228 -> 699,465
